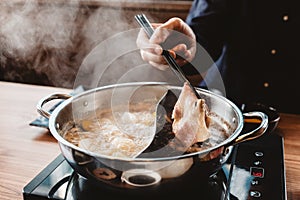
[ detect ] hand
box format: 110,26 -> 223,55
136,17 -> 196,70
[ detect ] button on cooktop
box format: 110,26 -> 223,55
250,190 -> 262,198
254,160 -> 262,166
254,151 -> 264,157
251,179 -> 260,186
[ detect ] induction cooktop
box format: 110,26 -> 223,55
23,130 -> 286,200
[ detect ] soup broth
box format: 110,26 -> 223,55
62,101 -> 232,159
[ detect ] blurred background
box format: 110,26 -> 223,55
0,0 -> 193,88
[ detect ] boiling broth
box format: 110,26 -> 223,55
62,102 -> 232,159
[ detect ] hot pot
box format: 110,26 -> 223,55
37,82 -> 268,190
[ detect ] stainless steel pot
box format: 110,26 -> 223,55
37,82 -> 268,189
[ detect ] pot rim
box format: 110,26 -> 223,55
48,82 -> 244,162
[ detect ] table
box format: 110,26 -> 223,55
0,81 -> 299,199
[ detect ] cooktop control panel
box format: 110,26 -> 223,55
226,132 -> 286,200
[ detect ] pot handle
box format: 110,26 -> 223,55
37,93 -> 72,119
229,111 -> 269,146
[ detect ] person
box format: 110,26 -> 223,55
136,0 -> 300,114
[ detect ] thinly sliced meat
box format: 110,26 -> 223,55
171,82 -> 210,147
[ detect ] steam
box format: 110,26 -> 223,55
1,1 -> 77,54
0,0 -> 187,89
0,0 -> 143,88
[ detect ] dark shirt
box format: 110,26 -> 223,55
184,0 -> 300,114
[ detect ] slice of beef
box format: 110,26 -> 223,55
172,82 -> 210,147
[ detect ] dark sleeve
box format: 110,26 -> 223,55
183,0 -> 229,74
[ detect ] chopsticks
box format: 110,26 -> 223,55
135,14 -> 201,99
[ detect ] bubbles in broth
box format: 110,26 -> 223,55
62,102 -> 232,159
63,102 -> 157,158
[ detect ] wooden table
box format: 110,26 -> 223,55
0,81 -> 299,199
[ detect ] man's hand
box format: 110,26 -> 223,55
136,17 -> 196,70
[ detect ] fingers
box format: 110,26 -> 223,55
140,49 -> 165,65
137,25 -> 167,69
161,18 -> 196,62
158,17 -> 196,41
150,26 -> 171,45
172,43 -> 195,62
136,17 -> 197,70
136,29 -> 155,50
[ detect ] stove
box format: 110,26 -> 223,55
23,127 -> 286,200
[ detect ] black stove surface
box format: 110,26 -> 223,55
23,132 -> 286,200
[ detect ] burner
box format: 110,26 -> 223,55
64,169 -> 230,200
23,133 -> 286,200
23,154 -> 232,200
